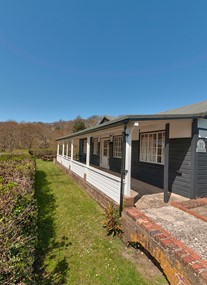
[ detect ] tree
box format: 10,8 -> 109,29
0,121 -> 20,151
72,116 -> 86,133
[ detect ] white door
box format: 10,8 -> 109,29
100,139 -> 109,169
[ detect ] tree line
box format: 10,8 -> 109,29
0,115 -> 100,153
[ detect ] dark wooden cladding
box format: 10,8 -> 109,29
109,158 -> 122,173
196,138 -> 207,197
108,142 -> 121,173
169,138 -> 191,197
131,140 -> 164,189
90,140 -> 100,166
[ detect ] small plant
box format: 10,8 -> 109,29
103,203 -> 123,236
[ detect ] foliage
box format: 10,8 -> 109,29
72,116 -> 86,133
103,203 -> 123,236
34,160 -> 158,285
0,153 -> 37,285
29,148 -> 56,160
0,116 -> 100,152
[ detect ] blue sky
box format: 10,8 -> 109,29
0,1 -> 207,122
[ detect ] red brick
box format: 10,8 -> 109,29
143,223 -> 156,231
199,269 -> 207,282
160,238 -> 173,248
190,262 -> 206,273
185,249 -> 201,261
174,249 -> 189,261
149,229 -> 162,237
154,233 -> 169,242
201,259 -> 207,267
182,254 -> 197,265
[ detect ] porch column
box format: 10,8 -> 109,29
71,140 -> 74,160
164,123 -> 170,203
57,143 -> 59,156
86,136 -> 90,167
124,126 -> 133,196
62,142 -> 65,157
66,141 -> 69,157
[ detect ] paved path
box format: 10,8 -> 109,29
135,193 -> 207,261
142,205 -> 207,260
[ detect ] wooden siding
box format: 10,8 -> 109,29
109,142 -> 122,173
169,138 -> 191,197
90,140 -> 100,166
79,139 -> 86,163
196,138 -> 207,197
109,157 -> 121,173
131,140 -> 164,188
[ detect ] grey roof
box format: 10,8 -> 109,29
159,100 -> 207,115
56,101 -> 207,141
98,115 -> 118,125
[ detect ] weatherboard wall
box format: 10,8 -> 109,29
169,138 -> 192,198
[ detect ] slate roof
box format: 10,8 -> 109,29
57,100 -> 207,141
160,100 -> 207,115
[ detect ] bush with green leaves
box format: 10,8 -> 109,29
103,203 -> 123,236
29,148 -> 56,160
0,153 -> 37,285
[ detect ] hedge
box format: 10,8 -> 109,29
0,153 -> 37,285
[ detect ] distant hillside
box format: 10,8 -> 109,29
0,115 -> 101,152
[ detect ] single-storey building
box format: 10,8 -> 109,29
56,101 -> 207,207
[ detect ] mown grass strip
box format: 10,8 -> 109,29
35,160 -> 167,285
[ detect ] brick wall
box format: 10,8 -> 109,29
121,208 -> 207,285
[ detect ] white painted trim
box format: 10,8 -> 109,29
124,126 -> 133,196
71,139 -> 74,160
57,155 -> 121,204
86,136 -> 90,167
62,142 -> 65,156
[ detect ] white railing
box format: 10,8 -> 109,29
70,160 -> 85,179
57,155 -> 62,163
87,167 -> 121,203
56,155 -> 121,204
62,156 -> 71,169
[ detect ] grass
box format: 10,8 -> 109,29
34,160 -> 167,285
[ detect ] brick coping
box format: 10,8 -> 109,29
171,198 -> 207,223
125,207 -> 207,284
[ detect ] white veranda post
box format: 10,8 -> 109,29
62,142 -> 65,156
57,143 -> 60,155
71,140 -> 74,160
86,136 -> 90,167
124,126 -> 133,196
66,141 -> 69,157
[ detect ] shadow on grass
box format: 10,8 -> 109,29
34,169 -> 70,285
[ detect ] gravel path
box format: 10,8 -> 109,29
142,206 -> 207,260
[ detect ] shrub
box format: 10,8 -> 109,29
0,153 -> 37,285
103,203 -> 123,236
29,148 -> 56,160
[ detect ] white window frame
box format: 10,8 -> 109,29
93,138 -> 98,155
113,136 -> 122,158
140,131 -> 165,164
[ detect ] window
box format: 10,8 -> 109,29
103,140 -> 109,157
93,138 -> 98,155
140,132 -> 165,164
113,136 -> 122,158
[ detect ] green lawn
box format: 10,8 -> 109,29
34,160 -> 167,285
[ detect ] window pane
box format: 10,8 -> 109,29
113,136 -> 122,158
140,131 -> 165,164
